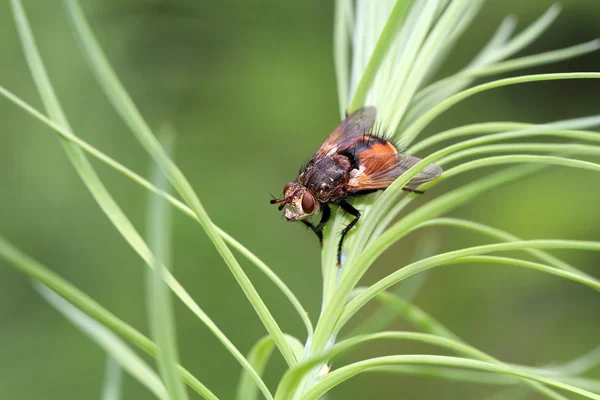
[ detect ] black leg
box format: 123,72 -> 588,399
302,203 -> 331,246
301,220 -> 321,242
337,201 -> 361,265
402,187 -> 424,194
315,203 -> 331,245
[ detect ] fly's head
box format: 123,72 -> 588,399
270,182 -> 318,222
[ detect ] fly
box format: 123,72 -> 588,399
270,106 -> 442,265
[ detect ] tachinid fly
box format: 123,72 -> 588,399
270,106 -> 442,265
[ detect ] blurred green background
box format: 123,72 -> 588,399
1,1 -> 599,399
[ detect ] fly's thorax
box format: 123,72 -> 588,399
282,182 -> 319,221
300,156 -> 351,203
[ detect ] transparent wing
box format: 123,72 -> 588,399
346,153 -> 443,192
315,106 -> 377,156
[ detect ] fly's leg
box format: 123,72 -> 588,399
337,201 -> 361,266
301,220 -> 321,242
402,187 -> 424,194
302,203 -> 331,246
315,203 -> 331,245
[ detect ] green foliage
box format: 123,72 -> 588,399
1,0 -> 600,399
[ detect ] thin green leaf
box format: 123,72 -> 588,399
302,355 -> 600,400
348,237 -> 438,336
368,365 -> 515,385
325,331 -> 567,400
488,4 -> 561,64
439,143 -> 600,166
408,122 -> 600,155
442,155 -> 600,180
0,85 -> 312,337
10,0 -> 270,394
417,1 -> 484,90
409,39 -> 600,121
348,0 -> 413,111
362,291 -> 458,340
557,377 -> 600,394
334,0 -> 351,117
375,0 -> 439,123
475,39 -> 600,77
101,357 -> 123,400
63,0 -> 296,367
416,218 -> 583,275
540,346 -> 600,377
146,130 -> 188,400
469,15 -> 518,67
401,72 -> 600,145
321,204 -> 347,307
0,235 -> 218,399
237,335 -> 304,400
340,248 -> 600,331
384,0 -> 472,133
237,337 -> 276,400
36,284 -> 169,400
370,290 -> 600,387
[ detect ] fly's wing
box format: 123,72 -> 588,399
346,153 -> 443,192
315,106 -> 377,157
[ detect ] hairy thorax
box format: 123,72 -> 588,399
299,154 -> 351,203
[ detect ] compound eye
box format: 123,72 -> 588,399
301,192 -> 315,214
283,182 -> 294,195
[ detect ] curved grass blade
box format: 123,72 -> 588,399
409,39 -> 600,121
340,248 -> 600,331
367,365 -> 515,385
146,130 -> 189,400
359,290 -> 458,340
328,331 -> 567,400
302,355 -> 600,400
438,143 -> 600,166
369,290 -> 600,386
36,284 -> 169,400
0,235 -> 218,399
237,335 -> 304,400
348,237 -> 438,336
442,155 -> 600,180
474,39 -> 600,77
401,72 -> 600,146
334,0 -> 351,117
541,347 -> 600,377
63,0 -> 296,367
408,122 -> 600,155
236,336 -> 276,400
101,357 -> 122,400
416,218 -> 583,275
488,4 -> 561,64
363,304 -> 600,396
